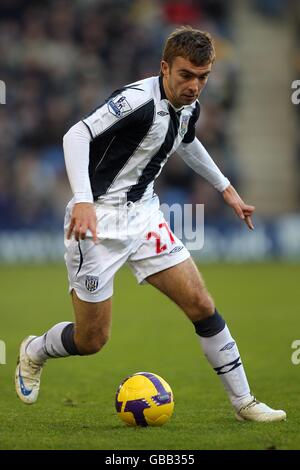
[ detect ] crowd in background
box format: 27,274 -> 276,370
0,0 -> 261,230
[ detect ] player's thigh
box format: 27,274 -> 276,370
146,257 -> 215,321
71,289 -> 112,345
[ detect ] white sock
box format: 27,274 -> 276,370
27,321 -> 77,364
198,325 -> 252,410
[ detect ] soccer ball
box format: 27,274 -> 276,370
115,372 -> 174,427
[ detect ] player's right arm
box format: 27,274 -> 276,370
63,121 -> 98,242
63,84 -> 152,242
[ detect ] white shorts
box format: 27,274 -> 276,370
64,196 -> 190,302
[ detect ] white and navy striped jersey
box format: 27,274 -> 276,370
63,76 -> 230,205
82,76 -> 200,203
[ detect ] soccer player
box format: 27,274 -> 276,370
16,27 -> 286,422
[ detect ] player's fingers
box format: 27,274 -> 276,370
242,204 -> 255,213
79,222 -> 88,240
245,215 -> 254,230
243,210 -> 254,217
67,219 -> 75,239
234,204 -> 245,220
74,222 -> 82,241
89,220 -> 98,244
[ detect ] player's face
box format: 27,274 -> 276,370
161,56 -> 212,108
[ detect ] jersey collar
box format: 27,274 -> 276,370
158,75 -> 167,100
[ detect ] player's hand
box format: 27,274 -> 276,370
67,202 -> 98,243
222,185 -> 255,230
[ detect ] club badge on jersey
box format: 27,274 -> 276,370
107,95 -> 132,118
179,114 -> 189,137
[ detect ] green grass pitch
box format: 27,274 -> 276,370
0,262 -> 299,450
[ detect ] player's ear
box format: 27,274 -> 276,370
161,60 -> 169,78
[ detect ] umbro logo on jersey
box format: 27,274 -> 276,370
157,110 -> 169,116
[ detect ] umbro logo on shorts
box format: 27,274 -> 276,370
85,275 -> 99,292
169,246 -> 183,254
157,110 -> 169,116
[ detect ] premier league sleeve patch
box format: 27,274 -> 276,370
107,95 -> 132,118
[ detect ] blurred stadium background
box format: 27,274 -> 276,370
0,0 -> 299,263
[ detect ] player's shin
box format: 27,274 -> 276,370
193,310 -> 252,410
26,321 -> 80,364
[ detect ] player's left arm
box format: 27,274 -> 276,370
222,184 -> 255,230
177,137 -> 255,230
